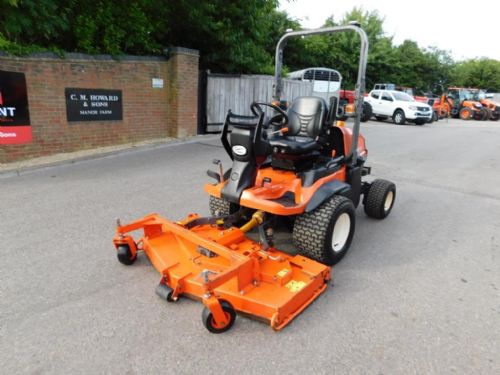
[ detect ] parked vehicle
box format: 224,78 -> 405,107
289,67 -> 372,122
473,89 -> 499,121
446,87 -> 487,120
364,89 -> 433,125
373,83 -> 438,122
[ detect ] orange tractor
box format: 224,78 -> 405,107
472,89 -> 499,121
112,25 -> 396,333
445,87 -> 488,120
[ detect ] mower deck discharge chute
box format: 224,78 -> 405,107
113,24 -> 396,333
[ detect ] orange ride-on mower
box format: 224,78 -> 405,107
113,25 -> 396,333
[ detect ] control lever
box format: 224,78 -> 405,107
267,127 -> 289,135
212,159 -> 224,183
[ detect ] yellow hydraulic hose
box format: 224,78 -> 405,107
239,210 -> 265,233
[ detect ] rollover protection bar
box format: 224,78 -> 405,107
273,24 -> 369,165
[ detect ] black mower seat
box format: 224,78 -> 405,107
269,96 -> 327,155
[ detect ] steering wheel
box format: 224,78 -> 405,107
250,102 -> 288,128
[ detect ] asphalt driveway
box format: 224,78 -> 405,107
1,118 -> 499,374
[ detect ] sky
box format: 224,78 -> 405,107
279,0 -> 500,61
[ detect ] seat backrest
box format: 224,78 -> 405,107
287,96 -> 327,138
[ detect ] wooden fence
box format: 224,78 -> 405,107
202,73 -> 313,133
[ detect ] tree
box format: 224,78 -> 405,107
451,59 -> 500,91
0,0 -> 498,91
0,0 -> 283,73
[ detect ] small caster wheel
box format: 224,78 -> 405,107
155,282 -> 177,302
202,299 -> 236,334
117,245 -> 136,265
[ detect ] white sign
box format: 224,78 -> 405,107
152,78 -> 164,88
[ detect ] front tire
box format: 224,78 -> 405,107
393,109 -> 406,125
364,179 -> 396,219
459,107 -> 472,120
293,195 -> 356,265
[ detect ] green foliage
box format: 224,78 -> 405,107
279,8 -> 455,92
450,58 -> 500,91
155,0 -> 281,73
0,2 -> 498,92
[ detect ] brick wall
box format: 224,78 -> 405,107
0,47 -> 199,163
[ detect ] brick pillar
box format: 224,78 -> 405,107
166,47 -> 200,137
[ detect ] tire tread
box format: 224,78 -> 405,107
364,179 -> 395,219
293,195 -> 353,264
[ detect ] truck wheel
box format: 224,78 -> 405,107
361,102 -> 372,122
459,108 -> 472,120
293,195 -> 355,265
209,196 -> 238,217
364,179 -> 396,219
428,111 -> 438,123
393,109 -> 406,125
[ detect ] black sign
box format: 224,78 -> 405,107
65,88 -> 122,122
0,70 -> 32,144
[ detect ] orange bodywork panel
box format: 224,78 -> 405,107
206,167 -> 346,215
205,127 -> 367,216
113,213 -> 330,331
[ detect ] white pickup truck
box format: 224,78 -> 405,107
364,89 -> 433,125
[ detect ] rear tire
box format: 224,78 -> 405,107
293,195 -> 356,265
209,196 -> 238,217
481,108 -> 491,121
364,179 -> 396,219
393,109 -> 406,125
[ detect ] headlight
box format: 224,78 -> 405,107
409,105 -> 417,110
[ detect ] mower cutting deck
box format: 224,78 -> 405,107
113,212 -> 330,332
